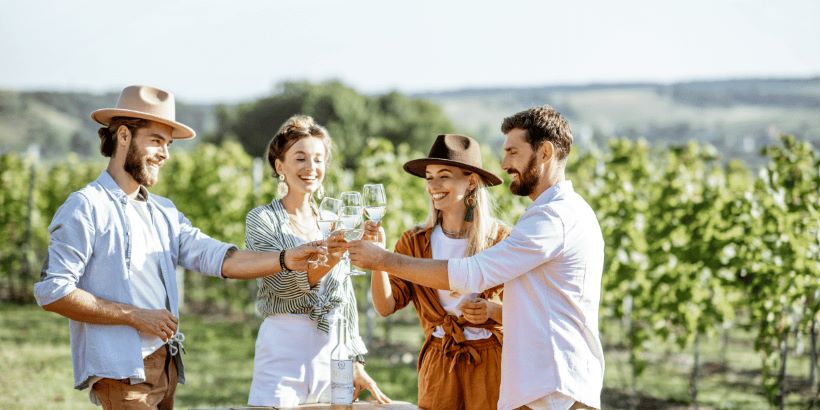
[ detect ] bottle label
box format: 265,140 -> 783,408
331,359 -> 354,404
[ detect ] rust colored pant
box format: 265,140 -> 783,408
417,337 -> 502,410
92,346 -> 178,410
515,400 -> 596,410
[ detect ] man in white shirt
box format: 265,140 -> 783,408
345,106 -> 604,410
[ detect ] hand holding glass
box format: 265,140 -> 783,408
309,197 -> 342,267
339,205 -> 366,275
339,191 -> 366,275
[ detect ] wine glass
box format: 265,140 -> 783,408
340,191 -> 362,208
317,197 -> 342,238
362,184 -> 387,223
309,197 -> 341,267
339,204 -> 366,275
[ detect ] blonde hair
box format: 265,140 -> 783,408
423,171 -> 504,256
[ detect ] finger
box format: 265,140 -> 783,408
327,231 -> 344,243
163,311 -> 179,324
353,384 -> 362,400
368,384 -> 391,404
157,325 -> 170,340
163,319 -> 176,332
305,245 -> 328,256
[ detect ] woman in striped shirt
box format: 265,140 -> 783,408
245,115 -> 390,407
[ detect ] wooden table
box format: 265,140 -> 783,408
193,400 -> 418,409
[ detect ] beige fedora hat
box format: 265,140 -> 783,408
91,85 -> 196,139
403,134 -> 503,186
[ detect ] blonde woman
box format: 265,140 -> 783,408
244,115 -> 390,407
364,134 -> 509,409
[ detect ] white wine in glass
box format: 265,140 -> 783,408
363,184 -> 387,223
317,197 -> 342,238
310,197 -> 342,267
339,204 -> 366,276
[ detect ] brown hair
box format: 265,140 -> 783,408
266,115 -> 332,177
97,117 -> 149,157
500,105 -> 573,161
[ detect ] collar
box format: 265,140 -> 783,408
96,170 -> 151,204
529,180 -> 573,209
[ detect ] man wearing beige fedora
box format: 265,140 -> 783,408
33,85 -> 325,409
344,106 -> 604,410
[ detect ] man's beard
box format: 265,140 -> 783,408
508,154 -> 540,197
123,139 -> 159,187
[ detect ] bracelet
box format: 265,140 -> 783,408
279,248 -> 290,272
353,354 -> 366,366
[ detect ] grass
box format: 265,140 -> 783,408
1,303 -> 817,409
0,303 -> 418,409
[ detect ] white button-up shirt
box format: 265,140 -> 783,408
448,180 -> 605,410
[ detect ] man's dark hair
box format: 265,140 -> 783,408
501,105 -> 573,161
97,117 -> 149,157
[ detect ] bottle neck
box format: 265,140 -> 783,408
332,317 -> 348,359
336,318 -> 345,347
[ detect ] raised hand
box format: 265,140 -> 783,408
362,220 -> 386,248
326,230 -> 348,257
346,240 -> 389,271
284,242 -> 328,271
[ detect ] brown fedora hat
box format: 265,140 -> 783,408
91,85 -> 196,139
403,134 -> 503,186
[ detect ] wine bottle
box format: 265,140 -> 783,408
331,318 -> 354,407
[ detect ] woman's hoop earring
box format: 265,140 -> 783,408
277,174 -> 289,197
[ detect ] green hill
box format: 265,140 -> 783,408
0,90 -> 215,159
419,77 -> 820,164
2,77 -> 819,164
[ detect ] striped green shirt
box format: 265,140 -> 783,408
245,199 -> 367,356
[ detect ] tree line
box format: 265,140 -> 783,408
0,83 -> 817,407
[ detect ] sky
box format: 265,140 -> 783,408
1,0 -> 819,103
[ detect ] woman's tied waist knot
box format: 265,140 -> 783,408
439,315 -> 482,373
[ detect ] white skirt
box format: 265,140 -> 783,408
248,313 -> 339,407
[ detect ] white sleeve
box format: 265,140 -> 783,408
448,205 -> 564,293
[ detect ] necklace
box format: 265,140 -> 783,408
440,226 -> 467,239
288,215 -> 319,239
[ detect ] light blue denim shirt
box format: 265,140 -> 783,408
33,171 -> 235,390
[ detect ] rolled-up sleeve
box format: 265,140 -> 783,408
389,231 -> 416,310
33,193 -> 95,306
245,208 -> 315,299
177,211 -> 236,277
448,205 -> 565,293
